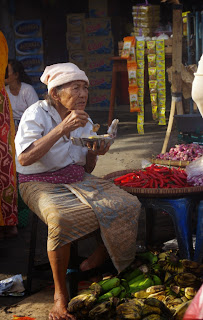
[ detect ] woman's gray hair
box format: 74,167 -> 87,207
45,84 -> 64,106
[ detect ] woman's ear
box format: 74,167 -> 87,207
50,88 -> 60,100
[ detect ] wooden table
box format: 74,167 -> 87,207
108,56 -> 128,127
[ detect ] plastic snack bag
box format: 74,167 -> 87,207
121,36 -> 135,59
128,86 -> 140,112
127,61 -> 137,86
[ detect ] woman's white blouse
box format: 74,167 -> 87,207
6,82 -> 39,120
15,100 -> 96,174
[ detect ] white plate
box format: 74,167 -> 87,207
71,135 -> 114,148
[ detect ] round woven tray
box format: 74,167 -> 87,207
103,169 -> 203,198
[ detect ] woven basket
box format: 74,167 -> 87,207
103,169 -> 203,198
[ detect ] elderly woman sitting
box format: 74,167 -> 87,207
15,63 -> 141,320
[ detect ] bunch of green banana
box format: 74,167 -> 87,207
136,251 -> 158,265
174,272 -> 199,288
68,290 -> 97,313
184,287 -> 197,300
122,267 -> 142,282
97,286 -> 123,302
116,299 -> 143,320
129,274 -> 154,294
98,277 -> 121,293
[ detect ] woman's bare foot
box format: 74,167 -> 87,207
49,294 -> 75,320
80,243 -> 109,272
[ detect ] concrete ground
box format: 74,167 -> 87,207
0,105 -> 179,319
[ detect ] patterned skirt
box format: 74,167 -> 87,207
19,173 -> 141,273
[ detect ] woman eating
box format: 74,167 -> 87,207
15,62 -> 141,320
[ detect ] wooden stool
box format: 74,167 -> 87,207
26,211 -> 79,299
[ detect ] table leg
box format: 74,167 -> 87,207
139,198 -> 194,260
108,63 -> 117,127
194,200 -> 203,263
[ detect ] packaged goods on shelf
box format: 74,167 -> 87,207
88,89 -> 111,109
14,19 -> 42,38
86,54 -> 113,72
15,37 -> 43,56
68,50 -> 87,69
84,18 -> 112,37
132,5 -> 160,37
66,13 -> 85,32
85,35 -> 114,55
88,0 -> 108,18
87,72 -> 112,90
66,32 -> 85,50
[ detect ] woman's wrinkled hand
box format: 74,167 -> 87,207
62,110 -> 89,134
86,140 -> 110,155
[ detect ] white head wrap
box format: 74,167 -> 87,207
40,62 -> 89,93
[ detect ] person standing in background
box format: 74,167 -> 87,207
0,31 -> 18,239
5,59 -> 39,132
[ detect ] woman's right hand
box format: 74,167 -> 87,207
61,110 -> 89,135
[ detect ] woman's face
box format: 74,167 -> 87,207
5,64 -> 18,84
57,80 -> 89,111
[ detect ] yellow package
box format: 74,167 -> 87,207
156,60 -> 165,70
121,36 -> 135,59
156,52 -> 165,61
128,86 -> 140,112
137,68 -> 144,79
150,93 -> 157,106
136,50 -> 144,61
147,54 -> 156,67
138,87 -> 144,98
137,77 -> 144,88
148,67 -> 157,80
156,39 -> 165,51
147,40 -> 156,54
157,69 -> 165,79
137,60 -> 144,69
136,40 -> 145,51
158,88 -> 166,98
157,79 -> 165,88
149,80 -> 157,93
127,61 -> 137,86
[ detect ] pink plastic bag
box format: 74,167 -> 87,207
183,284 -> 203,320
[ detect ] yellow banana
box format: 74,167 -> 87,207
172,300 -> 192,320
185,287 -> 197,300
146,285 -> 165,294
133,290 -> 150,299
174,272 -> 198,288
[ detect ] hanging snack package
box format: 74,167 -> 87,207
128,43 -> 136,62
121,36 -> 136,59
148,67 -> 157,80
147,54 -> 156,67
128,86 -> 140,112
149,80 -> 157,94
127,61 -> 137,86
156,39 -> 166,125
147,40 -> 156,54
136,40 -> 145,134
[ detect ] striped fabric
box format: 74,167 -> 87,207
19,173 -> 141,273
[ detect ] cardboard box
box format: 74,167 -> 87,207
88,89 -> 111,108
66,32 -> 85,50
15,37 -> 43,55
84,18 -> 111,37
88,0 -> 108,18
66,13 -> 85,32
14,20 -> 42,38
86,54 -> 113,72
17,54 -> 44,72
87,71 -> 112,90
85,36 -> 113,55
68,50 -> 87,69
